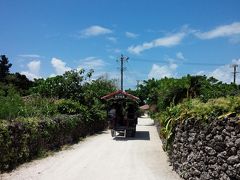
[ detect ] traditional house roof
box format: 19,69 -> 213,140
139,104 -> 149,110
101,90 -> 139,101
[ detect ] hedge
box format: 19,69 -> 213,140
153,96 -> 240,151
0,114 -> 107,172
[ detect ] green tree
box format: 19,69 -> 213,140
5,73 -> 33,95
31,69 -> 115,103
31,69 -> 86,100
0,55 -> 12,81
83,77 -> 117,107
128,75 -> 240,113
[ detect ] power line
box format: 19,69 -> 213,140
114,55 -> 239,88
130,57 -> 226,66
111,56 -> 227,67
181,62 -> 226,66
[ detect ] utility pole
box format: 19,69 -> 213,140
118,54 -> 129,91
231,64 -> 239,84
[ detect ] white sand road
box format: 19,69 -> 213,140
1,116 -> 181,180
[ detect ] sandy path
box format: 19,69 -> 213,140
1,116 -> 180,180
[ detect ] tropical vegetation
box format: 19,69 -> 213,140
0,55 -> 117,171
127,75 -> 240,150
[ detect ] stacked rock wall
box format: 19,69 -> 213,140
170,117 -> 240,180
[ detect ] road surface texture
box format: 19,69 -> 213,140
1,116 -> 181,180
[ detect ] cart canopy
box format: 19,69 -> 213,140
101,90 -> 139,102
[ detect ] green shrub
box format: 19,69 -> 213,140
20,95 -> 58,117
0,92 -> 59,120
0,113 -> 107,172
157,96 -> 240,151
0,88 -> 23,120
56,99 -> 87,115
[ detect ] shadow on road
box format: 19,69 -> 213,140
140,116 -> 149,118
137,123 -> 154,126
96,131 -> 109,135
114,131 -> 150,141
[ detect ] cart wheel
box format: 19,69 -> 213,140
131,129 -> 136,137
126,130 -> 131,137
111,130 -> 115,137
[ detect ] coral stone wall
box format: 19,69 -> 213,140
170,118 -> 240,180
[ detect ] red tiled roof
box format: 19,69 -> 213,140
101,90 -> 139,101
139,104 -> 149,110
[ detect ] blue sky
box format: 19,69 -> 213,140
1,0 -> 240,89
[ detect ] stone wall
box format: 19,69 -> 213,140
169,117 -> 240,180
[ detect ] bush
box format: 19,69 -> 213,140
157,96 -> 240,151
0,68 -> 114,172
56,99 -> 86,115
0,88 -> 23,120
0,92 -> 59,120
0,113 -> 107,172
20,95 -> 58,117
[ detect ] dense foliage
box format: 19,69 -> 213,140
155,96 -> 240,150
0,55 -> 117,171
0,114 -> 107,171
127,75 -> 240,151
2,53 -> 240,171
31,69 -> 88,100
128,75 -> 240,112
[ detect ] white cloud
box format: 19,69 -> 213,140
78,57 -> 106,70
21,71 -> 40,80
148,62 -> 178,79
196,70 -> 205,75
21,60 -> 41,80
19,54 -> 41,58
128,32 -> 185,54
51,57 -> 71,75
50,74 -> 56,77
80,25 -> 112,37
196,22 -> 240,39
208,65 -> 232,83
106,36 -> 117,43
27,60 -> 41,74
197,59 -> 240,84
125,32 -> 138,38
176,52 -> 185,60
169,63 -> 178,69
77,57 -> 119,83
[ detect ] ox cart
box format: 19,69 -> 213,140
101,90 -> 139,138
